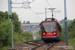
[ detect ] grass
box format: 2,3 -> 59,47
0,41 -> 3,47
34,31 -> 41,40
69,38 -> 75,45
0,45 -> 11,50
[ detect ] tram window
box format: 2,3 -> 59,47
57,23 -> 61,32
39,24 -> 41,28
42,22 -> 56,32
43,26 -> 46,32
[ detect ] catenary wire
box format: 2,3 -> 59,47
46,0 -> 52,8
29,8 -> 42,21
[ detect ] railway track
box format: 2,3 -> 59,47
14,40 -> 66,50
46,43 -> 55,50
25,40 -> 44,46
30,42 -> 56,50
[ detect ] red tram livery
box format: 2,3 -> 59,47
40,18 -> 61,40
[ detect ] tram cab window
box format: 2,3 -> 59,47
42,22 -> 56,32
43,26 -> 46,32
57,23 -> 61,32
39,24 -> 41,28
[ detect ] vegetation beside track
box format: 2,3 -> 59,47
34,30 -> 41,40
0,45 -> 11,50
59,19 -> 75,45
0,11 -> 75,50
0,11 -> 33,50
69,38 -> 75,45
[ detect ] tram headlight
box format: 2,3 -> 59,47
43,33 -> 45,35
54,33 -> 56,35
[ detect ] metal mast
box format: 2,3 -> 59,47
8,0 -> 34,48
45,8 -> 47,20
64,0 -> 68,45
8,0 -> 13,48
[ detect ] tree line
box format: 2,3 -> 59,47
0,11 -> 33,47
59,19 -> 72,25
22,21 -> 30,24
59,19 -> 75,45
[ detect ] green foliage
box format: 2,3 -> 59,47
0,11 -> 33,49
0,11 -> 4,18
26,21 -> 30,24
13,31 -> 33,44
59,19 -> 64,25
68,19 -> 75,39
69,38 -> 75,45
59,19 -> 72,25
59,19 -> 72,40
4,11 -> 8,19
0,41 -> 3,47
12,12 -> 21,33
60,19 -> 75,45
59,25 -> 66,40
34,30 -> 41,40
0,11 -> 11,46
0,45 -> 11,50
23,21 -> 25,24
21,31 -> 33,41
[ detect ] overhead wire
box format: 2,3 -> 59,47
29,8 -> 42,21
46,0 -> 61,18
29,0 -> 60,21
46,0 -> 61,12
46,0 -> 52,8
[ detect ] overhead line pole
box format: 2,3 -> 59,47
64,0 -> 68,45
45,8 -> 47,21
8,0 -> 13,48
8,0 -> 34,49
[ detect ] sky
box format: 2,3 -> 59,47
0,0 -> 75,23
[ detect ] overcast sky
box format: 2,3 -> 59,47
0,0 -> 75,23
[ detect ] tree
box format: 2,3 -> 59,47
59,19 -> 72,25
0,11 -> 5,22
0,11 -> 33,47
60,19 -> 75,40
0,11 -> 22,46
68,19 -> 75,39
21,31 -> 33,41
4,11 -> 8,19
12,12 -> 22,33
23,21 -> 25,24
0,17 -> 11,46
0,11 -> 4,18
26,21 -> 30,24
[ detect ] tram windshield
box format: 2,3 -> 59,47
42,22 -> 56,32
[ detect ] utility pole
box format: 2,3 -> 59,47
45,8 -> 47,21
8,0 -> 13,49
64,0 -> 68,45
8,0 -> 34,49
